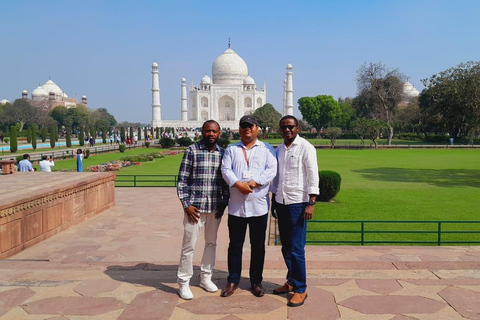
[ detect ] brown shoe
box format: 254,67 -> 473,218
220,282 -> 238,297
288,292 -> 308,307
251,283 -> 265,297
273,282 -> 293,295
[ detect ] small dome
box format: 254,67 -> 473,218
152,61 -> 158,67
243,76 -> 255,85
287,63 -> 293,69
403,81 -> 420,98
42,79 -> 64,96
22,89 -> 28,94
82,95 -> 87,98
32,85 -> 49,98
212,47 -> 248,85
201,75 -> 211,84
181,77 -> 186,82
0,98 -> 10,105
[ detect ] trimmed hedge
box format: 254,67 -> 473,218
317,170 -> 342,202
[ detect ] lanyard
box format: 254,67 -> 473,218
242,147 -> 250,167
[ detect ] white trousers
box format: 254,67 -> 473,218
177,212 -> 222,285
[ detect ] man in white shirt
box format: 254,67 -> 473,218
39,155 -> 55,172
221,115 -> 277,298
271,115 -> 319,307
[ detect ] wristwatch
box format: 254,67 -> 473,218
308,199 -> 316,206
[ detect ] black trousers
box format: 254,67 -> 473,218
227,213 -> 268,285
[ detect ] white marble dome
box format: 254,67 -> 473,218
201,75 -> 212,84
42,80 -> 63,96
403,81 -> 420,99
0,98 -> 10,105
243,76 -> 255,85
32,85 -> 49,98
152,61 -> 158,67
22,89 -> 28,94
212,48 -> 248,85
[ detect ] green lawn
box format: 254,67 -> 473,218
46,147 -> 480,245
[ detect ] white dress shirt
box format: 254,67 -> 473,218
221,139 -> 277,218
272,135 -> 319,205
39,160 -> 55,172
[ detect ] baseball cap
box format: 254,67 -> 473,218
239,115 -> 258,126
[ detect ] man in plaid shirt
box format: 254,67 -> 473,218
176,120 -> 229,300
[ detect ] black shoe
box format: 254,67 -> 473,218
251,283 -> 265,297
221,282 -> 238,297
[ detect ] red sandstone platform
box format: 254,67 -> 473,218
1,187 -> 480,319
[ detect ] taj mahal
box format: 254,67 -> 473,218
151,44 -> 294,129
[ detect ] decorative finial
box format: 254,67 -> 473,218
228,38 -> 231,48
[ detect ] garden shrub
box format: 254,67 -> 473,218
217,132 -> 230,149
160,137 -> 175,148
145,141 -> 150,148
120,153 -> 164,162
317,170 -> 342,202
119,144 -> 126,153
176,137 -> 193,147
16,155 -> 23,163
85,149 -> 90,159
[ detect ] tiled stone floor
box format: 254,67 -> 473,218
1,188 -> 480,319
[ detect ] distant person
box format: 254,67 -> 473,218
76,149 -> 84,172
449,137 -> 454,145
176,120 -> 229,300
89,136 -> 94,147
134,135 -> 138,145
109,135 -> 113,145
271,115 -> 319,307
39,155 -> 55,172
18,154 -> 34,172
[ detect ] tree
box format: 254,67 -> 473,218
129,127 -> 134,140
78,126 -> 85,146
26,127 -> 32,143
420,61 -> 480,142
137,127 -> 142,140
155,127 -> 159,139
298,95 -> 342,136
144,127 -> 148,140
49,106 -> 69,127
352,118 -> 370,145
31,124 -> 37,150
324,127 -> 342,148
356,62 -> 406,145
66,127 -> 72,148
50,126 -> 56,148
41,126 -> 48,142
365,119 -> 387,149
10,126 -> 17,153
120,127 -> 126,143
3,99 -> 41,132
102,129 -> 107,143
252,103 -> 282,136
336,97 -> 356,132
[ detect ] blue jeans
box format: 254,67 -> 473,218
277,202 -> 308,293
227,213 -> 268,286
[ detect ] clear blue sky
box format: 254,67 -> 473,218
1,0 -> 479,123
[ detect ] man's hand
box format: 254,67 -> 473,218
215,203 -> 227,219
303,204 -> 315,220
184,205 -> 200,223
247,180 -> 260,189
234,181 -> 253,195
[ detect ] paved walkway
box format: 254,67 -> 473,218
1,188 -> 480,319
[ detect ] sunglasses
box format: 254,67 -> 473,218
240,123 -> 254,129
280,125 -> 297,131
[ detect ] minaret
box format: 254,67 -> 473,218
151,62 -> 162,128
284,63 -> 294,116
282,79 -> 287,115
181,78 -> 188,121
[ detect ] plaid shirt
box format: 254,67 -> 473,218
177,141 -> 229,212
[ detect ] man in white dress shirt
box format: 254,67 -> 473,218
221,115 -> 277,298
271,115 -> 319,307
39,155 -> 55,172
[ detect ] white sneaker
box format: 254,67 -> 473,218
179,284 -> 193,300
199,278 -> 218,292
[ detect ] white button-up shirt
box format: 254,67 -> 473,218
222,139 -> 277,218
272,135 -> 319,204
